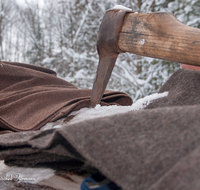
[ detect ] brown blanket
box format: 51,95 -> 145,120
0,61 -> 132,133
1,68 -> 200,190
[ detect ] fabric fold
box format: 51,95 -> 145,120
1,66 -> 200,189
0,61 -> 132,133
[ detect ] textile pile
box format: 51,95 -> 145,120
0,61 -> 132,133
0,62 -> 200,190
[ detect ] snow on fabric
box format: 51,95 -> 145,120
109,5 -> 132,11
41,91 -> 168,130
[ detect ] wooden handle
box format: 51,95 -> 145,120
90,10 -> 200,108
118,12 -> 200,66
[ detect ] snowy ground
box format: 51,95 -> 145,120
41,91 -> 168,131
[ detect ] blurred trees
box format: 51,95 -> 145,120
1,0 -> 199,101
0,0 -> 18,60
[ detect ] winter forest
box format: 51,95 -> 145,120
1,0 -> 200,101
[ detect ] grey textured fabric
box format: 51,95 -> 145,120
146,68 -> 200,108
1,69 -> 200,190
0,129 -> 84,167
65,105 -> 200,190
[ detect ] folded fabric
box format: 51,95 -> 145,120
0,61 -> 132,133
1,69 -> 200,190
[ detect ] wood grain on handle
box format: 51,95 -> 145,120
118,12 -> 200,66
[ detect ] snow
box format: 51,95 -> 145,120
139,39 -> 146,45
16,0 -> 44,8
41,91 -> 168,130
0,161 -> 83,189
0,161 -> 54,184
109,5 -> 132,11
68,91 -> 168,124
42,57 -> 55,65
187,18 -> 200,26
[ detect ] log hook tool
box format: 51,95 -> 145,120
90,9 -> 133,107
90,8 -> 200,107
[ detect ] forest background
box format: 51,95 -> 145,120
1,0 -> 200,101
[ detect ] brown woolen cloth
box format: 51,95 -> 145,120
61,69 -> 200,190
1,104 -> 200,190
146,68 -> 200,109
1,68 -> 200,190
0,61 -> 132,133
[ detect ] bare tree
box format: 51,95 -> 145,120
1,0 -> 198,100
0,0 -> 16,60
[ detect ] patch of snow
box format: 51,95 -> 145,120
74,69 -> 86,79
187,17 -> 200,26
0,161 -> 55,184
43,92 -> 168,129
130,91 -> 168,110
53,125 -> 63,129
41,119 -> 65,131
134,12 -> 138,14
109,5 -> 132,11
16,0 -> 44,8
40,92 -> 168,130
184,5 -> 192,14
68,92 -> 168,125
41,56 -> 55,65
139,39 -> 146,45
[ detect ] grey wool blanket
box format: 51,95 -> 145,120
1,68 -> 200,190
